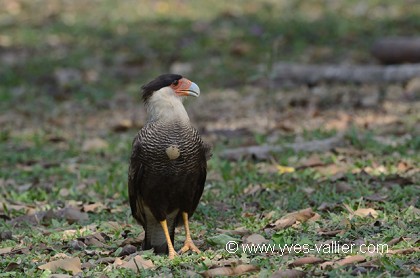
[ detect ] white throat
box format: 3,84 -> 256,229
145,87 -> 190,124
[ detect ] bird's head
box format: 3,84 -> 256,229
141,74 -> 200,123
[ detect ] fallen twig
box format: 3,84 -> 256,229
219,133 -> 345,161
267,63 -> 420,85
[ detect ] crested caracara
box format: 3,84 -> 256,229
128,74 -> 211,259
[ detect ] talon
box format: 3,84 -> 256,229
179,239 -> 201,254
178,212 -> 201,255
168,250 -> 177,260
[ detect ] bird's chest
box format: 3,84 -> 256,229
141,127 -> 200,173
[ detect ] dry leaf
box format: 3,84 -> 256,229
119,244 -> 137,256
8,211 -> 46,226
397,161 -> 410,172
82,202 -> 105,213
292,208 -> 317,222
84,237 -> 108,248
201,264 -> 259,277
288,256 -> 325,267
336,255 -> 366,266
62,225 -> 93,240
320,254 -> 368,270
387,247 -> 419,255
317,229 -> 345,236
58,207 -> 89,224
82,138 -> 108,151
52,253 -> 70,260
271,208 -> 318,230
271,269 -> 305,278
121,232 -> 145,246
118,255 -> 154,272
383,175 -> 414,188
410,265 -> 420,273
272,217 -> 296,230
364,193 -> 388,202
343,204 -> 379,219
81,233 -> 109,248
0,202 -> 35,214
69,240 -> 87,250
387,237 -> 403,246
0,247 -> 13,255
316,164 -> 348,176
317,202 -> 339,211
297,154 -> 325,169
96,257 -> 116,265
358,258 -> 380,268
202,267 -> 236,277
113,257 -> 124,267
264,211 -> 276,220
354,208 -> 378,218
256,163 -> 279,174
308,212 -> 321,222
5,262 -> 20,272
38,257 -> 81,275
243,234 -> 268,245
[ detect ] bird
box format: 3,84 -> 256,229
128,74 -> 211,259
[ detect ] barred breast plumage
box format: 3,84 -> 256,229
138,121 -> 204,174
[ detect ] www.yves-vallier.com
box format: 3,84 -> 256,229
225,241 -> 389,255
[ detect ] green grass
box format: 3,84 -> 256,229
1,0 -> 419,277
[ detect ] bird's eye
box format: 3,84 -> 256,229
172,80 -> 179,86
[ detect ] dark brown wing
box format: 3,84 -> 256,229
186,135 -> 211,216
128,134 -> 146,226
190,164 -> 206,215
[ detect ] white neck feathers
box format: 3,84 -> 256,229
145,87 -> 190,124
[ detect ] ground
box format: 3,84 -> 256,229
0,0 -> 419,277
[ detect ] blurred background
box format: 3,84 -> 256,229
1,0 -> 419,133
0,0 -> 419,275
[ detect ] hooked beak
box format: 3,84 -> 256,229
175,78 -> 200,97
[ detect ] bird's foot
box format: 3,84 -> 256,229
168,249 -> 177,260
179,239 -> 201,254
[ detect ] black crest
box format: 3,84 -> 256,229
141,74 -> 183,103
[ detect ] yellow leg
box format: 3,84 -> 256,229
160,220 -> 177,259
179,212 -> 201,254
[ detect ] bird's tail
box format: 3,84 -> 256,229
142,210 -> 179,254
